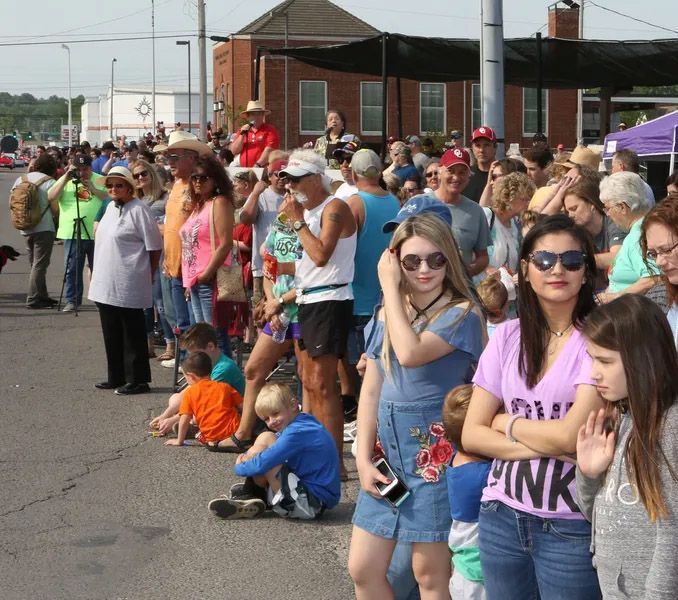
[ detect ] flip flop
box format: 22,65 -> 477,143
156,350 -> 174,361
207,433 -> 254,453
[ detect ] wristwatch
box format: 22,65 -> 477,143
292,220 -> 306,231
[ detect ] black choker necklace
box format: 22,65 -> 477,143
409,290 -> 445,325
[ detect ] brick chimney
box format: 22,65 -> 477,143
548,4 -> 580,39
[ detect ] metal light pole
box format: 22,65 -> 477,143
61,44 -> 72,145
198,0 -> 207,140
152,0 -> 156,135
480,0 -> 506,157
110,58 -> 117,140
176,41 -> 191,132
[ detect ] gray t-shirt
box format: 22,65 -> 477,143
252,187 -> 284,277
12,172 -> 56,236
142,192 -> 168,223
437,194 -> 491,267
593,215 -> 627,253
88,198 -> 163,309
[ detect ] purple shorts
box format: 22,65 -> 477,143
262,320 -> 301,341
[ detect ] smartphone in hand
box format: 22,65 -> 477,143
373,457 -> 411,508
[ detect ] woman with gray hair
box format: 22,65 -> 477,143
599,171 -> 659,301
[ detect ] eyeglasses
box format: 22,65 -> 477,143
424,170 -> 438,178
400,252 -> 447,271
133,170 -> 149,180
285,172 -> 313,184
646,240 -> 678,262
167,153 -> 190,161
527,250 -> 587,272
603,202 -> 624,214
190,174 -> 211,183
271,171 -> 284,178
403,187 -> 420,195
105,182 -> 127,190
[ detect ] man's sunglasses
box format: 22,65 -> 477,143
527,250 -> 587,272
105,182 -> 127,190
190,174 -> 211,183
424,170 -> 438,178
400,252 -> 446,272
133,170 -> 149,180
284,172 -> 313,184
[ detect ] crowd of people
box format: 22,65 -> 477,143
9,102 -> 678,599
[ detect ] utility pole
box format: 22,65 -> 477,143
61,44 -> 72,145
198,0 -> 207,140
152,0 -> 157,135
110,58 -> 117,140
480,0 -> 505,157
576,2 -> 584,144
176,41 -> 191,132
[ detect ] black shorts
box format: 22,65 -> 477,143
297,300 -> 353,358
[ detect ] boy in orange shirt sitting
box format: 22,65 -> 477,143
164,352 -> 242,447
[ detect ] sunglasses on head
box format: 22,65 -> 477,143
105,182 -> 127,190
527,250 -> 587,272
133,170 -> 149,179
400,252 -> 446,272
190,174 -> 210,183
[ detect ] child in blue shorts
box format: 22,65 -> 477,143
443,384 -> 491,600
208,383 -> 341,520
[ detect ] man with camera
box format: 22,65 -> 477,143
48,153 -> 108,311
229,100 -> 280,168
92,141 -> 116,175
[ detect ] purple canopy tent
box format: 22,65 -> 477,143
603,110 -> 678,175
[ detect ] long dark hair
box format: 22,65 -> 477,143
583,295 -> 678,521
517,214 -> 597,388
190,154 -> 234,210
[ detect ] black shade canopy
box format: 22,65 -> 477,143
262,33 -> 678,88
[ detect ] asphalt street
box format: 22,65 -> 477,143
0,168 -> 359,599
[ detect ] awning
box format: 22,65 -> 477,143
263,34 -> 678,88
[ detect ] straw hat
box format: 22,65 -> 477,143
166,130 -> 212,157
556,146 -> 601,171
96,166 -> 136,190
239,100 -> 270,118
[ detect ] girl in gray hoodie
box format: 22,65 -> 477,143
576,294 -> 678,599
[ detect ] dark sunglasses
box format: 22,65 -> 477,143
285,172 -> 313,184
271,171 -> 285,179
400,252 -> 446,272
105,182 -> 127,190
190,174 -> 211,183
425,171 -> 438,178
133,170 -> 149,179
527,250 -> 587,272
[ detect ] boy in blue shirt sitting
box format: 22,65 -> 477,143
443,384 -> 491,600
208,384 -> 341,520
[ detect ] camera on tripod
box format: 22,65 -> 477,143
68,168 -> 81,185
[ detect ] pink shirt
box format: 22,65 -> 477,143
180,200 -> 228,289
473,319 -> 595,519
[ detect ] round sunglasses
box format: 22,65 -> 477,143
527,250 -> 586,272
190,174 -> 211,183
400,252 -> 446,272
133,170 -> 149,180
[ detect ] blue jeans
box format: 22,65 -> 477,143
188,282 -> 232,358
152,273 -> 173,340
63,238 -> 94,304
387,542 -> 421,600
478,500 -> 601,600
170,277 -> 194,334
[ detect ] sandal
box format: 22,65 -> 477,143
156,349 -> 174,361
207,433 -> 254,453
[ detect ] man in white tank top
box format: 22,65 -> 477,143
280,150 -> 357,479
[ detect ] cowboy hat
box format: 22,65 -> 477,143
555,145 -> 601,170
96,166 -> 136,189
166,130 -> 212,157
239,100 -> 270,118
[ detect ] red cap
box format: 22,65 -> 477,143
556,144 -> 565,152
439,148 -> 471,170
471,126 -> 497,143
269,159 -> 288,174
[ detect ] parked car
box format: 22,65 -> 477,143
0,154 -> 15,169
10,153 -> 26,167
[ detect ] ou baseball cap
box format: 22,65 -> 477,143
383,196 -> 452,233
269,159 -> 288,174
74,153 -> 92,167
439,147 -> 471,171
471,126 -> 497,143
351,149 -> 382,178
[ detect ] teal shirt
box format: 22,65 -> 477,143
211,353 -> 245,396
608,218 -> 658,293
263,219 -> 302,323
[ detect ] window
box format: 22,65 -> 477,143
419,83 -> 445,134
471,84 -> 481,130
523,88 -> 548,136
361,81 -> 383,135
299,81 -> 327,134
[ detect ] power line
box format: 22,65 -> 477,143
0,34 -> 197,48
586,1 -> 678,36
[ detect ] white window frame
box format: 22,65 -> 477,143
299,80 -> 327,135
522,87 -> 549,136
360,81 -> 383,136
419,82 -> 446,135
471,83 -> 481,131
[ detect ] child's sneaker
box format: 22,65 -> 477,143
229,478 -> 268,504
208,497 -> 265,519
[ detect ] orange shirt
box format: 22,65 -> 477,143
179,378 -> 242,442
164,178 -> 191,278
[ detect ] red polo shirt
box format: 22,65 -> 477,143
235,123 -> 280,167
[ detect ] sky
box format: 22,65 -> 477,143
0,0 -> 675,99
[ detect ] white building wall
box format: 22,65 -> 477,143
81,88 -> 212,146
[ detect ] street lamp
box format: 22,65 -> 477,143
110,58 -> 117,140
176,41 -> 191,132
61,44 -> 72,145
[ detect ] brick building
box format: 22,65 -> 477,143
212,0 -> 579,151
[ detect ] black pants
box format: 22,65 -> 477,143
96,302 -> 151,385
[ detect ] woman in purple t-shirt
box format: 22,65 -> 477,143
463,215 -> 604,599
